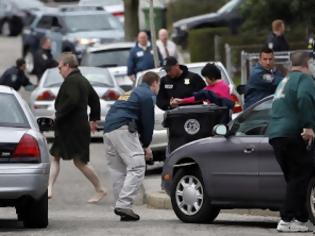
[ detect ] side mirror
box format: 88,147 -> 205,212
212,124 -> 228,136
236,84 -> 246,95
37,117 -> 54,132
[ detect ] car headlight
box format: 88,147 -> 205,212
180,24 -> 187,31
78,38 -> 100,46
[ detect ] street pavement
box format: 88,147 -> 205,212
1,35 -> 314,235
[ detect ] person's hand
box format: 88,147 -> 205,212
90,121 -> 98,134
171,98 -> 183,106
301,128 -> 315,146
144,147 -> 153,162
170,97 -> 180,108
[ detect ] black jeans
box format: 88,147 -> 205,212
270,137 -> 314,222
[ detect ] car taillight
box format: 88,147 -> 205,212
112,11 -> 124,17
36,91 -> 56,101
231,94 -> 243,113
12,134 -> 40,162
101,90 -> 120,101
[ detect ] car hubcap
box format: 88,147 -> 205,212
2,22 -> 10,36
175,175 -> 203,216
310,185 -> 315,216
25,52 -> 34,73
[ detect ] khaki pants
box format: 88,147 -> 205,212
103,126 -> 145,209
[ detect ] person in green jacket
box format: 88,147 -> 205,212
268,51 -> 315,232
49,53 -> 106,203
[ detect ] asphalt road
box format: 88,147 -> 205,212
0,36 -> 310,236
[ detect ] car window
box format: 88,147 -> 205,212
63,13 -> 122,32
82,48 -> 130,67
0,94 -> 29,128
230,98 -> 272,136
44,68 -> 115,88
37,16 -> 53,29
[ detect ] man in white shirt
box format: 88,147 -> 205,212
156,29 -> 182,62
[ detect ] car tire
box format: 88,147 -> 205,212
307,177 -> 315,224
25,50 -> 34,74
23,190 -> 48,228
170,168 -> 220,223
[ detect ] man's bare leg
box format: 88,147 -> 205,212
48,156 -> 61,199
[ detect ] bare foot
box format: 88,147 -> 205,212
88,190 -> 107,204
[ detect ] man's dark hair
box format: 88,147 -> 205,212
201,63 -> 221,81
40,36 -> 50,47
16,58 -> 26,68
142,71 -> 160,86
259,47 -> 274,57
290,51 -> 309,67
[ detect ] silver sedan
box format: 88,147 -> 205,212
30,66 -> 124,132
0,85 -> 51,228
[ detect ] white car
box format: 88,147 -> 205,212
135,62 -> 243,161
30,67 -> 124,133
79,0 -> 124,22
81,42 -> 134,92
0,85 -> 52,228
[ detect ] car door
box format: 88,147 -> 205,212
209,104 -> 271,201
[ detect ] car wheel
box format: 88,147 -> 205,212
1,20 -> 11,36
307,177 -> 315,224
25,50 -> 34,74
23,190 -> 48,228
171,168 -> 220,223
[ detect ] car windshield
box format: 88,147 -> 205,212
79,0 -> 122,5
217,0 -> 241,14
43,68 -> 115,88
82,48 -> 130,67
0,94 -> 29,128
11,0 -> 44,9
63,13 -> 123,32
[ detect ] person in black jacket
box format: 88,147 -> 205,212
34,37 -> 58,83
156,56 -> 206,110
0,58 -> 35,91
266,19 -> 290,52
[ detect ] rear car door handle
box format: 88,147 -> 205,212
244,147 -> 255,154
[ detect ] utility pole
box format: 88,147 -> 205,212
149,0 -> 159,68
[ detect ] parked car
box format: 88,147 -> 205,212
79,0 -> 124,22
161,95 -> 315,224
30,66 -> 123,132
0,85 -> 52,228
0,0 -> 44,36
22,5 -> 124,73
81,42 -> 134,91
172,0 -> 244,45
135,61 -> 242,161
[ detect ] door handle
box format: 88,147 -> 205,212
244,147 -> 255,154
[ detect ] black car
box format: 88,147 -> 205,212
0,0 -> 44,36
22,5 -> 124,73
172,0 -> 243,45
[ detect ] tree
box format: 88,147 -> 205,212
124,0 -> 139,41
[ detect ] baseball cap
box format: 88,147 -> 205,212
162,56 -> 178,71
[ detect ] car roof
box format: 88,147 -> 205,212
0,85 -> 15,94
86,42 -> 134,53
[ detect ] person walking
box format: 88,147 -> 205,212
267,51 -> 315,232
127,31 -> 162,82
103,71 -> 160,221
156,28 -> 182,62
48,52 -> 106,203
266,19 -> 290,52
156,56 -> 206,110
34,37 -> 58,83
0,58 -> 35,91
244,47 -> 284,109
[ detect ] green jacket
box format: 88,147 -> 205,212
268,70 -> 315,140
50,69 -> 100,163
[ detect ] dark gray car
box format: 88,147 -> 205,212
162,95 -> 315,223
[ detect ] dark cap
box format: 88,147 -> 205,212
162,56 -> 178,71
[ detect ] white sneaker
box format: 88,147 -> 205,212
277,219 -> 309,232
